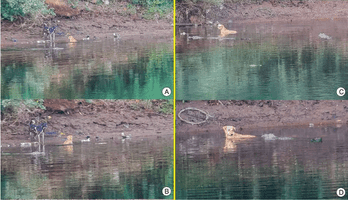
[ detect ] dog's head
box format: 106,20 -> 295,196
218,24 -> 224,30
223,126 -> 236,137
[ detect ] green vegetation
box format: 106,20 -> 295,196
1,0 -> 172,22
129,100 -> 173,114
1,0 -> 55,21
136,0 -> 173,20
1,99 -> 46,114
157,99 -> 173,114
1,99 -> 46,123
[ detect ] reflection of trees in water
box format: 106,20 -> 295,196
1,43 -> 173,99
177,127 -> 348,199
2,139 -> 173,199
176,36 -> 348,100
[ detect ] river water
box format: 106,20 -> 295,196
176,125 -> 348,199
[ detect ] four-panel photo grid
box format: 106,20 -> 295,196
1,0 -> 348,199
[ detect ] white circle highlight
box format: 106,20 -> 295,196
162,187 -> 171,196
162,87 -> 172,97
337,188 -> 345,197
337,87 -> 345,97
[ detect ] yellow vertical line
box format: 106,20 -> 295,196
173,0 -> 176,199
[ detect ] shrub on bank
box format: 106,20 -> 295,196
1,99 -> 46,123
1,0 -> 55,21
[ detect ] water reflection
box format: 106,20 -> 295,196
176,19 -> 348,100
2,38 -> 173,99
2,137 -> 173,199
176,126 -> 348,199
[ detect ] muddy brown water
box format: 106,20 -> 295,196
1,135 -> 173,199
176,19 -> 348,100
1,36 -> 173,99
176,125 -> 348,199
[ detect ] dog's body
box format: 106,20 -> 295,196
218,24 -> 237,37
68,35 -> 77,43
223,126 -> 256,139
223,139 -> 237,152
63,135 -> 73,145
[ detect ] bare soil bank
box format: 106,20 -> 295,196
1,6 -> 173,48
1,100 -> 173,147
176,100 -> 348,135
177,1 -> 348,25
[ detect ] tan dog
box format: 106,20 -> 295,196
223,126 -> 256,139
218,24 -> 237,37
67,33 -> 77,43
223,139 -> 237,152
63,135 -> 73,145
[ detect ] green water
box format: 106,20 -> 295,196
176,126 -> 348,199
1,137 -> 173,199
1,38 -> 173,99
176,20 -> 348,100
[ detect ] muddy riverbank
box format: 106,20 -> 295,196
176,1 -> 348,25
1,1 -> 173,48
176,100 -> 348,135
1,99 -> 173,147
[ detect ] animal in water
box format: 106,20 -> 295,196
218,24 -> 237,37
121,132 -> 131,139
29,120 -> 37,133
81,136 -> 91,142
67,33 -> 77,43
35,123 -> 47,137
223,138 -> 237,152
83,35 -> 90,40
43,23 -> 58,42
63,135 -> 73,145
311,137 -> 322,143
223,126 -> 256,139
113,33 -> 121,39
29,120 -> 47,144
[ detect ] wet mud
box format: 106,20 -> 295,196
1,100 -> 173,147
176,100 -> 348,135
